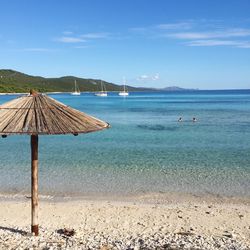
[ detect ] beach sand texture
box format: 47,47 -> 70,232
0,195 -> 249,249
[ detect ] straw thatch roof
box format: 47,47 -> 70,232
0,93 -> 109,135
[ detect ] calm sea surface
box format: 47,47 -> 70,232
0,90 -> 250,198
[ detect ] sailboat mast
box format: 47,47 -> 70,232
123,77 -> 126,92
71,79 -> 80,95
118,76 -> 129,96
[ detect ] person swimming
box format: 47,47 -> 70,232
178,117 -> 183,122
192,117 -> 197,122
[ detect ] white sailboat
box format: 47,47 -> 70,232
95,80 -> 107,97
71,80 -> 81,95
119,77 -> 129,96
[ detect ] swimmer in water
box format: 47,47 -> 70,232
192,117 -> 197,122
178,117 -> 183,122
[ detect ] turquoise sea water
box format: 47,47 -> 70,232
0,90 -> 250,198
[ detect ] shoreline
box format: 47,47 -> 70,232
1,190 -> 250,205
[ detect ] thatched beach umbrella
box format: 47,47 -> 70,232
0,90 -> 109,236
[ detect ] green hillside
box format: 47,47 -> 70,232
0,69 -> 142,93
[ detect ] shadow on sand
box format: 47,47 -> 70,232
0,226 -> 27,236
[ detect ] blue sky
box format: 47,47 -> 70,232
0,0 -> 250,89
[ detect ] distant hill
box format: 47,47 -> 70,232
0,69 -> 142,93
160,86 -> 198,91
0,69 -> 191,93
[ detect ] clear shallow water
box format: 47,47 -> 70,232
0,90 -> 250,198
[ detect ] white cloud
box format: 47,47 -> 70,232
55,32 -> 110,44
186,40 -> 236,46
168,29 -> 250,40
168,32 -> 210,39
152,73 -> 159,80
130,21 -> 193,34
56,36 -> 86,43
137,74 -> 160,81
137,75 -> 149,81
186,39 -> 250,48
130,20 -> 250,49
156,22 -> 193,30
80,32 -> 110,39
237,42 -> 250,48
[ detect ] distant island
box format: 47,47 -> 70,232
159,86 -> 198,91
0,69 -> 193,93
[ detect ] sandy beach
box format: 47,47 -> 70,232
0,194 -> 249,249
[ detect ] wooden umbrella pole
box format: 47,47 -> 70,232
31,134 -> 39,236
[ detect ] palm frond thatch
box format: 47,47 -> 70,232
0,94 -> 109,135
